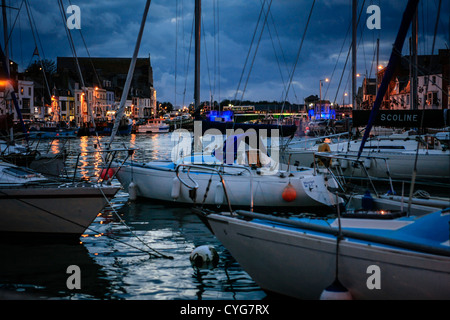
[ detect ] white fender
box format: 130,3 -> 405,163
171,177 -> 181,200
128,181 -> 137,201
340,159 -> 348,169
214,182 -> 224,205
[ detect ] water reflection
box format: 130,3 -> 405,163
81,200 -> 266,300
2,134 -> 268,300
0,243 -> 113,300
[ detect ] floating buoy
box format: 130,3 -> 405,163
320,278 -> 353,300
190,245 -> 219,269
128,181 -> 138,201
171,177 -> 181,200
282,183 -> 297,202
214,182 -> 224,206
100,168 -> 116,180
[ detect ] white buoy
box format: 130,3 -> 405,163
320,278 -> 353,300
128,181 -> 138,201
171,177 -> 181,200
190,245 -> 219,269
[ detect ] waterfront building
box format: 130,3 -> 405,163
371,49 -> 449,110
56,56 -> 157,123
17,80 -> 34,121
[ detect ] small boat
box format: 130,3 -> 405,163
0,161 -> 119,240
27,126 -> 78,139
115,132 -> 343,210
200,206 -> 450,300
136,118 -> 170,133
95,118 -> 133,136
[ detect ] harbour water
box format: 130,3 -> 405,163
0,133 -> 270,300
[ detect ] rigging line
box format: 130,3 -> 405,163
216,0 -> 220,105
67,0 -> 102,88
324,20 -> 351,101
259,0 -> 289,102
98,186 -> 173,259
240,0 -> 273,103
23,0 -> 51,102
57,0 -> 97,136
25,0 -> 45,60
0,187 -> 170,258
182,11 -> 194,108
233,0 -> 266,103
326,0 -> 367,102
332,0 -> 366,106
201,14 -> 213,102
5,0 -> 24,50
213,0 -> 216,98
431,0 -> 441,55
268,8 -> 299,103
280,0 -> 315,115
175,0 -> 179,107
65,0 -> 102,88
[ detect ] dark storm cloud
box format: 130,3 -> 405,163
6,0 -> 449,106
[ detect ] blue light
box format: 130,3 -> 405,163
208,110 -> 234,122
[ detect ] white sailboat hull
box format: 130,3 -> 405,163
115,162 -> 342,209
207,213 -> 450,299
286,149 -> 450,182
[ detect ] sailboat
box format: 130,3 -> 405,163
112,0 -> 341,210
194,0 -> 450,300
0,160 -> 119,240
115,130 -> 342,210
284,130 -> 450,184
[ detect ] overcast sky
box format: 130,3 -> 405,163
5,0 -> 450,107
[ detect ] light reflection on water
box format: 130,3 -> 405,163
0,133 -> 270,300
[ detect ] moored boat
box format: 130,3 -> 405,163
115,132 -> 343,211
136,118 -> 170,133
0,161 -> 119,240
201,207 -> 450,299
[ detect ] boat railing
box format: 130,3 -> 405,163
312,152 -> 396,198
286,132 -> 351,150
175,163 -> 254,214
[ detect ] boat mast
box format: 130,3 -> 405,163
352,0 -> 357,110
194,0 -> 201,110
357,0 -> 420,160
108,0 -> 151,147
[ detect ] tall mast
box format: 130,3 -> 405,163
352,0 -> 357,110
411,7 -> 418,110
194,0 -> 201,110
108,0 -> 151,147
